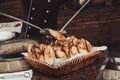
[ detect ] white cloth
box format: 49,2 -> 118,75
0,21 -> 22,33
0,31 -> 15,42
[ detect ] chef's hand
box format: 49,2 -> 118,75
79,0 -> 87,5
43,28 -> 68,38
43,28 -> 67,35
42,28 -> 53,39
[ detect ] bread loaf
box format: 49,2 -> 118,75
44,45 -> 55,65
27,29 -> 93,65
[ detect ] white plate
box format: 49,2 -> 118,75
0,69 -> 33,80
0,31 -> 15,42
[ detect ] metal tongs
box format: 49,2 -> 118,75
59,0 -> 91,32
0,12 -> 46,35
0,0 -> 90,37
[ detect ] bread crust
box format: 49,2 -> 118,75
27,32 -> 93,65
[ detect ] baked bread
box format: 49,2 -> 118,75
44,45 -> 55,65
27,29 -> 93,65
48,29 -> 66,41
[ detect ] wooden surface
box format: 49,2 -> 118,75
31,52 -> 107,80
0,1 -> 120,45
58,5 -> 120,45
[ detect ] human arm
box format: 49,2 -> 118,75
64,0 -> 88,10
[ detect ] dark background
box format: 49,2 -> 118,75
0,0 -> 120,46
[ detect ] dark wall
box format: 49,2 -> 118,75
58,5 -> 120,45
0,0 -> 120,45
0,0 -> 22,22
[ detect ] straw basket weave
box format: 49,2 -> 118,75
25,51 -> 102,77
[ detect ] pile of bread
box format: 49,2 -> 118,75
27,29 -> 93,65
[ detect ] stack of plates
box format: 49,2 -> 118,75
0,70 -> 33,80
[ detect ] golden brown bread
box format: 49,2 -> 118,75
44,45 -> 55,65
27,43 -> 34,58
85,40 -> 93,52
27,30 -> 93,65
48,29 -> 66,41
69,46 -> 78,56
63,43 -> 70,57
55,50 -> 67,58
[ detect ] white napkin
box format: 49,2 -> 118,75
0,31 -> 15,42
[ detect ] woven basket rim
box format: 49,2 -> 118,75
25,51 -> 102,69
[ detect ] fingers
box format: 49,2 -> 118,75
79,0 -> 87,5
60,30 -> 67,34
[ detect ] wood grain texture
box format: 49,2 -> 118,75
0,0 -> 120,45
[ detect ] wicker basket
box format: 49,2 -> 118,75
25,51 -> 102,77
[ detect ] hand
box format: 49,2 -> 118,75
43,28 -> 67,35
79,0 -> 87,5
